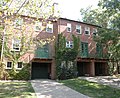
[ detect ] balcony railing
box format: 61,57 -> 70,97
78,52 -> 108,59
34,45 -> 52,59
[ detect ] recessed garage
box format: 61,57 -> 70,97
95,62 -> 107,76
77,62 -> 90,76
31,62 -> 51,79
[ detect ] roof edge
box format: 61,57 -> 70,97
59,17 -> 101,27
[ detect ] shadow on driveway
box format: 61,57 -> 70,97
31,79 -> 90,98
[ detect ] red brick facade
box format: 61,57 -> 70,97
4,16 -> 109,80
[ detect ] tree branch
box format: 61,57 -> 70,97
15,0 -> 28,14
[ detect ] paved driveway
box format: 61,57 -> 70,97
79,76 -> 120,89
31,79 -> 89,98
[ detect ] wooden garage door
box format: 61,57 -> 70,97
31,62 -> 48,79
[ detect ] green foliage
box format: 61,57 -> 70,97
8,69 -> 16,79
0,82 -> 36,98
80,0 -> 120,74
7,63 -> 30,80
14,63 -> 30,80
55,34 -> 80,80
59,78 -> 120,98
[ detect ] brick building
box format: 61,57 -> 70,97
2,16 -> 109,80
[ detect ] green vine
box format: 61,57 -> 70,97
55,34 -> 80,80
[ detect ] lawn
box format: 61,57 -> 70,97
59,78 -> 120,98
0,81 -> 36,98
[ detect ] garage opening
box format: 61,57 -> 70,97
95,62 -> 107,76
77,62 -> 90,76
31,62 -> 51,79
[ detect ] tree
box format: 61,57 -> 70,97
0,0 -> 58,79
80,0 -> 120,74
55,34 -> 80,80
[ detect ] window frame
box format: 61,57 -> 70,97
34,22 -> 42,31
16,62 -> 23,70
66,41 -> 73,48
12,38 -> 21,51
14,18 -> 23,29
46,24 -> 53,33
67,23 -> 72,32
84,26 -> 90,35
93,28 -> 98,36
6,62 -> 12,69
81,42 -> 89,57
76,25 -> 82,34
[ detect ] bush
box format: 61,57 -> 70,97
58,67 -> 77,80
14,63 -> 30,80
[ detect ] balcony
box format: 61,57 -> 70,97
79,52 -> 108,59
88,53 -> 108,59
34,44 -> 52,59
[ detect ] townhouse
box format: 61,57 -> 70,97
2,16 -> 109,80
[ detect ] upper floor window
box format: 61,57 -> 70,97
46,24 -> 53,33
85,27 -> 90,35
93,28 -> 98,36
12,38 -> 21,51
76,25 -> 81,34
67,23 -> 71,32
81,42 -> 88,57
16,62 -> 23,69
14,18 -> 23,29
66,41 -> 73,48
6,62 -> 12,69
34,22 -> 42,31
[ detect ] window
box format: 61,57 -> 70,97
76,25 -> 81,34
66,41 -> 73,48
12,38 -> 21,51
46,24 -> 53,33
93,28 -> 98,36
34,22 -> 42,31
67,23 -> 71,32
16,62 -> 23,69
14,18 -> 23,29
96,43 -> 103,57
81,42 -> 88,57
85,27 -> 90,35
6,62 -> 12,69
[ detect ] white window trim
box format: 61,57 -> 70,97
14,18 -> 23,29
76,25 -> 82,34
12,39 -> 21,51
67,23 -> 71,32
85,27 -> 90,35
6,62 -> 12,69
66,41 -> 73,48
16,62 -> 23,70
46,24 -> 53,33
34,22 -> 42,31
93,28 -> 98,36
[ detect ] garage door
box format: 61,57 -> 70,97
31,62 -> 49,79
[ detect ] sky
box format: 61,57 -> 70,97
54,0 -> 99,21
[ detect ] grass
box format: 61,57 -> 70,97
59,78 -> 120,98
0,81 -> 36,98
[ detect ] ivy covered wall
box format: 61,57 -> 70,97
55,34 -> 80,80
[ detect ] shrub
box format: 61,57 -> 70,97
14,63 -> 30,80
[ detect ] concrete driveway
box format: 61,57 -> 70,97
79,76 -> 120,89
31,79 -> 89,98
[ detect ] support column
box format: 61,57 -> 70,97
90,61 -> 95,76
51,59 -> 56,80
104,62 -> 108,75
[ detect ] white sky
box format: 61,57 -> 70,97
54,0 -> 99,21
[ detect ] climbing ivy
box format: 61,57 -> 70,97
55,34 -> 80,80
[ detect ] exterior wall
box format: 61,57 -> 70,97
3,16 -> 109,79
3,16 -> 57,79
57,18 -> 107,57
